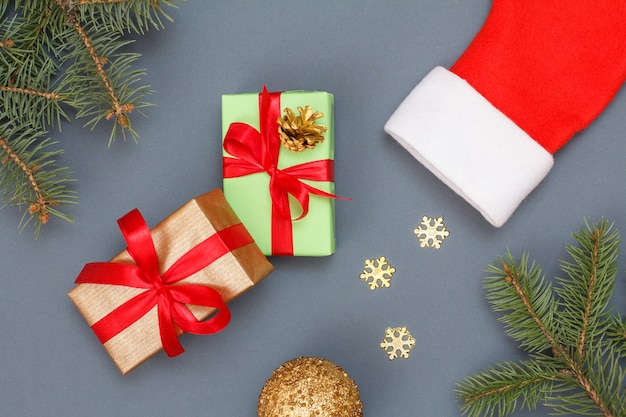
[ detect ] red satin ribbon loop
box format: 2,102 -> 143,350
75,208 -> 254,357
223,86 -> 345,255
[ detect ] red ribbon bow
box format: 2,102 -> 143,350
223,86 -> 344,255
75,208 -> 254,357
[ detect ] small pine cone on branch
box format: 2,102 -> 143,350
277,106 -> 327,152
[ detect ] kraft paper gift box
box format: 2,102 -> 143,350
222,87 -> 341,256
68,189 -> 273,374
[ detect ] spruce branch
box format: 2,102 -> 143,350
484,252 -> 558,355
458,219 -> 626,417
62,14 -> 146,142
457,359 -> 565,417
73,0 -> 179,34
608,314 -> 626,358
0,125 -> 76,236
556,220 -> 619,360
0,0 -> 181,235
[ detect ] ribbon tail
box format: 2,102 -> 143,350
170,286 -> 231,335
288,183 -> 311,221
275,160 -> 350,221
157,295 -> 185,357
301,181 -> 347,200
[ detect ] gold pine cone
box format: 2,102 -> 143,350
277,106 -> 327,152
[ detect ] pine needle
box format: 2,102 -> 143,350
0,125 -> 76,236
0,0 -> 182,235
458,219 -> 626,417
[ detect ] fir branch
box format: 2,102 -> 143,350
75,0 -> 129,3
607,314 -> 626,359
547,342 -> 626,416
457,359 -> 564,417
556,220 -> 619,360
484,252 -> 558,355
67,15 -> 139,141
74,0 -> 179,34
0,85 -> 60,101
0,0 -> 180,234
0,69 -> 70,130
459,219 -> 626,417
0,125 -> 76,236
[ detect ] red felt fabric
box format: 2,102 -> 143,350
451,1 -> 626,154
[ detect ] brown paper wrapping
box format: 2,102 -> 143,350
68,189 -> 274,374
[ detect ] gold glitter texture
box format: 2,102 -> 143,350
258,357 -> 363,417
359,256 -> 395,290
414,215 -> 450,249
380,326 -> 416,360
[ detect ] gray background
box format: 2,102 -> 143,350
2,1 -> 626,416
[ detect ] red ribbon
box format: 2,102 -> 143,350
223,86 -> 344,255
75,208 -> 254,357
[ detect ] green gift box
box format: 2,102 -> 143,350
222,88 -> 339,256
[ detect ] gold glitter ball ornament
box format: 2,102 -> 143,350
277,106 -> 327,152
257,357 -> 363,417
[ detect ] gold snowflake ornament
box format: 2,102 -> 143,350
380,326 -> 416,360
359,256 -> 396,290
414,215 -> 450,249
